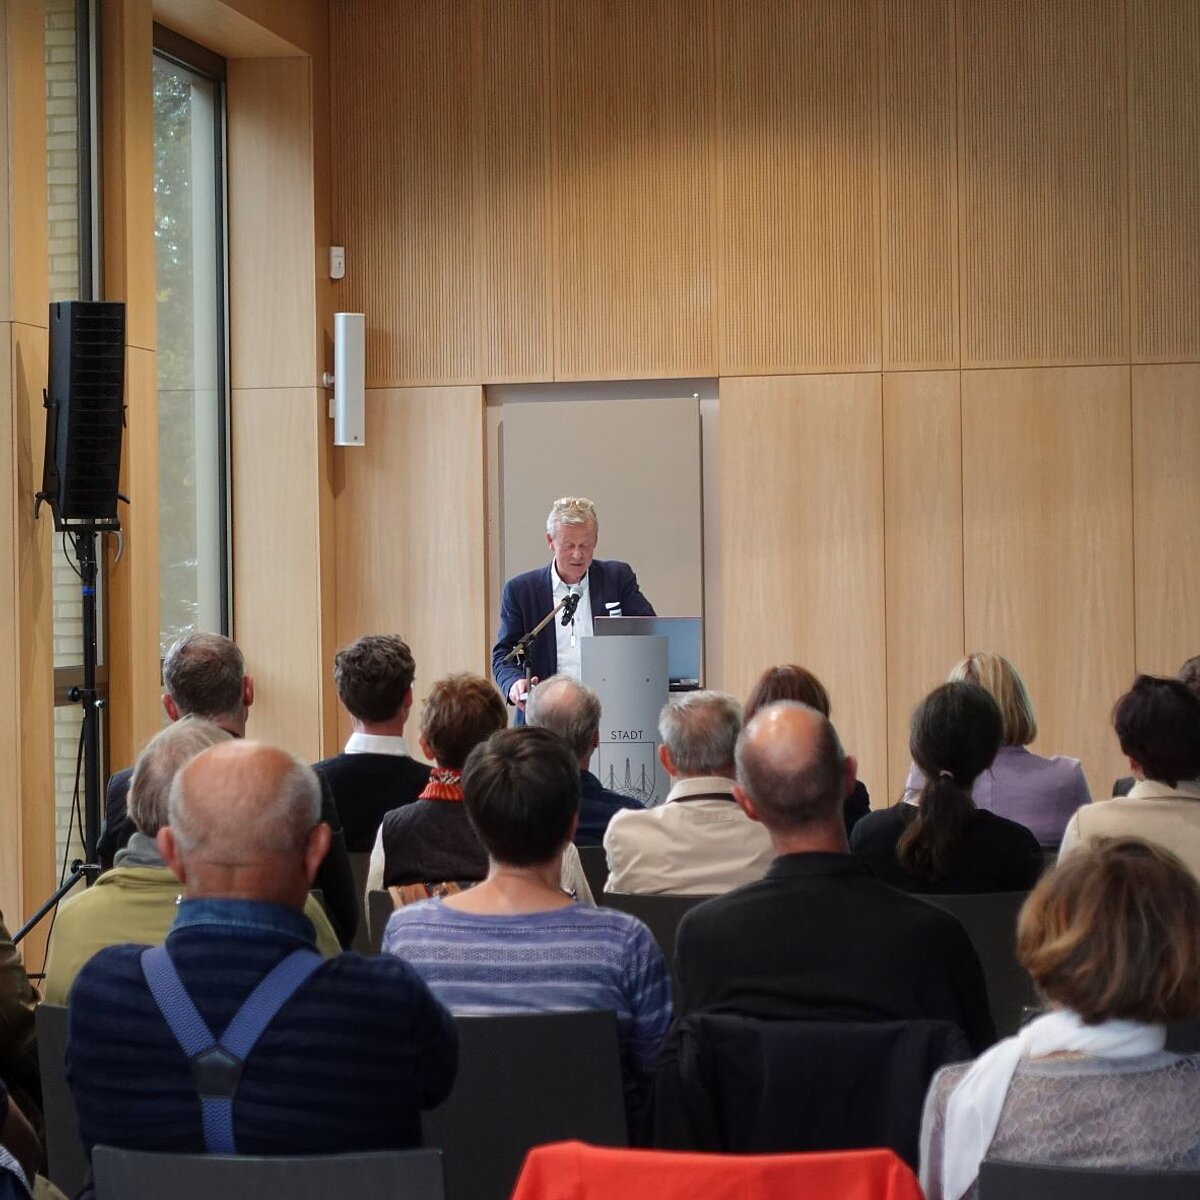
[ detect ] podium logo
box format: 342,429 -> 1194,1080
597,738 -> 659,808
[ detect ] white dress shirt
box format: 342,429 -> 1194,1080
344,731 -> 413,757
551,560 -> 593,681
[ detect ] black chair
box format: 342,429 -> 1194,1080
423,1010 -> 627,1200
367,888 -> 395,953
598,892 -> 709,966
577,845 -> 609,899
979,1158 -> 1200,1198
347,851 -> 373,953
36,1003 -> 89,1200
917,891 -> 1035,1038
92,1146 -> 444,1200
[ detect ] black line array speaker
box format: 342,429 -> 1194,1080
41,300 -> 126,531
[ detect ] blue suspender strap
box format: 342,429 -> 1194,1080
140,945 -> 324,1156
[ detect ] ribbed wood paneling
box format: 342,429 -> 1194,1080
1132,365 -> 1200,674
228,58 -> 318,389
232,388 -> 326,761
879,0 -> 957,369
959,0 -> 1127,367
961,367 -> 1134,802
552,0 -> 715,380
333,387 -> 488,744
719,0 -> 878,375
1128,0 -> 1200,362
331,0 -> 476,386
720,373 -> 887,801
474,0 -> 552,383
882,371 -> 963,802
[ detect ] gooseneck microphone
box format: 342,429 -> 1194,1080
560,590 -> 581,625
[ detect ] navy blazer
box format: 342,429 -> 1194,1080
491,559 -> 655,701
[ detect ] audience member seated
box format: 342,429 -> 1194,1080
526,674 -> 642,846
67,740 -> 457,1164
367,674 -> 592,902
45,719 -> 341,1004
96,631 -> 359,947
920,838 -> 1200,1200
383,726 -> 671,1123
0,1077 -> 40,1198
314,634 -> 430,852
1060,674 -> 1200,877
603,692 -> 773,895
904,654 -> 1089,847
0,915 -> 41,1153
674,702 -> 995,1053
1112,655 -> 1200,796
851,683 -> 1042,895
745,664 -> 871,836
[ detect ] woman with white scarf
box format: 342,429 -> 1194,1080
919,837 -> 1200,1200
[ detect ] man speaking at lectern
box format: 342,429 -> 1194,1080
492,497 -> 655,715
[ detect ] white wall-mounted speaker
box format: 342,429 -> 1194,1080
326,312 -> 365,446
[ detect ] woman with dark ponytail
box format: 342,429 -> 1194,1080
850,683 -> 1043,894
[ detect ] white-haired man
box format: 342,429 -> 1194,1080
603,691 -> 775,895
492,496 -> 654,717
67,740 -> 456,1160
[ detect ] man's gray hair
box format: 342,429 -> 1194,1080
167,743 -> 322,857
658,690 -> 742,775
526,674 -> 602,760
162,631 -> 246,721
128,717 -> 230,837
736,701 -> 847,830
546,496 -> 599,540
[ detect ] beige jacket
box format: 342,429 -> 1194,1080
603,775 -> 775,896
1058,778 -> 1200,879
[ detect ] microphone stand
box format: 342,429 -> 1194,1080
501,592 -> 580,698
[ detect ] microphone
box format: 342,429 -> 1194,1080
560,590 -> 580,625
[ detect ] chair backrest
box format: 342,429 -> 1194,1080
978,1158 -> 1200,1199
577,845 -> 609,899
36,1003 -> 89,1200
347,852 -> 373,953
367,888 -> 395,952
1166,1020 -> 1200,1052
91,1146 -> 444,1200
916,891 -> 1035,1038
423,1010 -> 627,1200
598,892 -> 708,965
650,1013 -> 970,1167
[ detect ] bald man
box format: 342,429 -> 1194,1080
673,702 -> 994,1053
67,740 -> 456,1161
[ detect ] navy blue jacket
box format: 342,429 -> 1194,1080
577,768 -> 643,848
492,559 -> 655,702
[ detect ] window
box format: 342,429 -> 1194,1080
153,32 -> 230,655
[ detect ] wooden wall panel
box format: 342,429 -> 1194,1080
152,0 -> 323,56
882,371 -> 963,803
959,0 -> 1127,367
473,0 -> 552,383
227,58 -> 318,389
879,0 -> 957,370
1132,364 -> 1200,674
333,387 -> 487,744
719,0 -> 878,374
231,388 -> 326,759
720,374 -> 887,800
330,0 -> 476,386
962,367 -> 1134,802
552,0 -> 714,380
1128,0 -> 1200,362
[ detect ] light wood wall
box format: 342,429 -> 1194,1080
326,0 -> 1200,809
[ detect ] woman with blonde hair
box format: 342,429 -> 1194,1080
920,837 -> 1200,1199
903,652 -> 1089,846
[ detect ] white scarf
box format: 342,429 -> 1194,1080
932,1008 -> 1165,1200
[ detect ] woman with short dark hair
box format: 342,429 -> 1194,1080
850,682 -> 1042,893
920,838 -> 1200,1199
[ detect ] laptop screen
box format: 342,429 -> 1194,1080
592,616 -> 702,690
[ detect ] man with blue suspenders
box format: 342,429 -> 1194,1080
66,740 -> 457,1167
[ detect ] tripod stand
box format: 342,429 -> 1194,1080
13,528 -> 105,945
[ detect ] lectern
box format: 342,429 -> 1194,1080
581,634 -> 669,808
